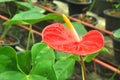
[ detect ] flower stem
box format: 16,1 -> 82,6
26,25 -> 31,50
81,65 -> 85,80
79,56 -> 86,80
88,0 -> 95,12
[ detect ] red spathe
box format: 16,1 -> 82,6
42,23 -> 104,56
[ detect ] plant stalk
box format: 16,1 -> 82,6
26,24 -> 34,50
79,56 -> 86,80
88,0 -> 95,12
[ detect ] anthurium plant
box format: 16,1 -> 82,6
42,14 -> 104,80
0,14 -> 105,80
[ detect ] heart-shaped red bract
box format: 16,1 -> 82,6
42,23 -> 104,56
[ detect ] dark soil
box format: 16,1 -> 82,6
77,14 -> 96,24
37,1 -> 56,10
71,14 -> 97,25
106,10 -> 120,17
0,35 -> 16,45
42,3 -> 54,9
71,0 -> 89,3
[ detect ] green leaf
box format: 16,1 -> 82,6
64,22 -> 87,36
17,51 -> 31,74
84,52 -> 100,62
0,0 -> 14,2
31,42 -> 55,63
55,51 -> 73,60
4,20 -> 29,25
0,71 -> 47,80
24,13 -> 63,24
0,71 -> 25,80
27,74 -> 47,80
31,42 -> 57,80
11,10 -> 44,21
15,2 -> 45,13
0,46 -> 18,73
54,59 -> 75,80
99,47 -> 109,53
4,10 -> 45,25
72,22 -> 87,36
4,9 -> 63,25
113,28 -> 120,38
84,47 -> 108,62
114,4 -> 120,9
38,13 -> 63,22
55,51 -> 80,61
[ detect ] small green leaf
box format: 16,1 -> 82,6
72,22 -> 87,36
64,22 -> 87,36
99,47 -> 109,53
114,4 -> 120,9
84,52 -> 100,62
84,47 -> 109,62
31,42 -> 57,80
0,46 -> 18,73
54,59 -> 75,80
113,28 -> 120,38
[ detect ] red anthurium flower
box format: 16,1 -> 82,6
42,23 -> 104,56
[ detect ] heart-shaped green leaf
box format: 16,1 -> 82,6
0,71 -> 47,80
0,46 -> 18,73
31,42 -> 57,80
54,59 -> 75,80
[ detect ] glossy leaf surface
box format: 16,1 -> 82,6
31,42 -> 57,80
54,59 -> 75,80
0,46 -> 18,73
0,71 -> 47,80
17,51 -> 31,74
